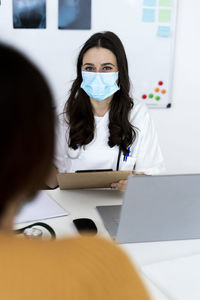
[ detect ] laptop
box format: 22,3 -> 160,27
96,174 -> 200,243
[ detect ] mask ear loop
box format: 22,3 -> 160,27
117,72 -> 120,88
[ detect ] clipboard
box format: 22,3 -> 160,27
57,170 -> 132,189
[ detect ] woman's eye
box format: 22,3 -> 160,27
103,66 -> 112,71
85,66 -> 94,71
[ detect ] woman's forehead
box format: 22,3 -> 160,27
82,47 -> 117,65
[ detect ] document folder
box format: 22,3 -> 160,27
57,171 -> 132,189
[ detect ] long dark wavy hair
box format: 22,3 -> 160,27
64,31 -> 136,156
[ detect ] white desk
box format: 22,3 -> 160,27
16,188 -> 200,300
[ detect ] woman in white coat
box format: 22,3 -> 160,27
48,31 -> 165,191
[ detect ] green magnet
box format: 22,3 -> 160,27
155,96 -> 161,101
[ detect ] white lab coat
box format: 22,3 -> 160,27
55,99 -> 165,174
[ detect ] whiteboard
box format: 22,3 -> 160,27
0,0 -> 177,108
129,0 -> 178,108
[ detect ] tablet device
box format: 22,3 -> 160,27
76,169 -> 112,173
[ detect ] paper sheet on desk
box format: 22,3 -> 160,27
142,254 -> 200,300
14,191 -> 68,224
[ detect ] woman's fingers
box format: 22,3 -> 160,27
111,180 -> 127,192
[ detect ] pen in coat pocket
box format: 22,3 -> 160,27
124,147 -> 130,162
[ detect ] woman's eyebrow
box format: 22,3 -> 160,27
101,63 -> 115,66
82,62 -> 116,67
82,63 -> 94,66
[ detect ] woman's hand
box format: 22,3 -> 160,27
111,173 -> 146,192
111,180 -> 127,192
45,165 -> 59,189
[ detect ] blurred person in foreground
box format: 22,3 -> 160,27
0,43 -> 150,300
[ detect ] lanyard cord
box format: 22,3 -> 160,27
116,147 -> 121,171
14,222 -> 56,239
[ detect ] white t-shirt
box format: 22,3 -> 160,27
55,99 -> 165,175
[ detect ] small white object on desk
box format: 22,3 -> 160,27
14,191 -> 69,224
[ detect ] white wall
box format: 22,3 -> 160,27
0,0 -> 199,174
151,0 -> 200,174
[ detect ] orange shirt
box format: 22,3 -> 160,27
0,234 -> 150,300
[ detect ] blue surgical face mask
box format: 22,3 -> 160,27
80,71 -> 120,101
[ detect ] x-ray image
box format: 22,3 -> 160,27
58,0 -> 91,30
13,0 -> 46,29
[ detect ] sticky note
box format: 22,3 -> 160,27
159,0 -> 172,6
158,9 -> 171,22
142,9 -> 156,22
143,0 -> 157,6
157,26 -> 171,37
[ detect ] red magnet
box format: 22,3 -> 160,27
142,94 -> 147,99
158,81 -> 163,86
